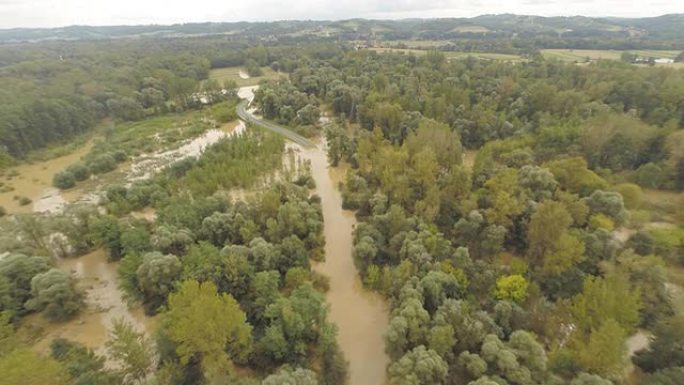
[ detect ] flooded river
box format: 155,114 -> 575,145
297,143 -> 390,385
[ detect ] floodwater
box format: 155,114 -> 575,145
296,143 -> 390,385
127,121 -> 245,181
0,139 -> 95,214
22,249 -> 156,359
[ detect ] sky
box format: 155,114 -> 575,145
0,0 -> 681,29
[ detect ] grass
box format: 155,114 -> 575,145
209,66 -> 281,87
368,47 -> 523,61
541,49 -> 681,63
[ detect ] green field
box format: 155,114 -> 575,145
541,49 -> 681,62
209,66 -> 281,87
369,47 -> 523,61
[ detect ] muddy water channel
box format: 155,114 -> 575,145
22,249 -> 155,359
297,143 -> 390,385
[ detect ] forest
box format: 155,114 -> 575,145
0,19 -> 683,385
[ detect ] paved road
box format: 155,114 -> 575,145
237,100 -> 315,148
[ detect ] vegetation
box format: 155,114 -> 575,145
1,15 -> 684,385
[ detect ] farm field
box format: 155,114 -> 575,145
209,66 -> 281,86
541,48 -> 681,62
369,47 -> 523,61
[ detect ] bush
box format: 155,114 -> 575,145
25,269 -> 84,321
18,196 -> 32,206
112,150 -> 128,163
210,102 -> 237,123
66,163 -> 91,181
612,183 -> 643,209
634,163 -> 666,188
0,206 -> 5,217
53,171 -> 76,190
87,153 -> 117,174
589,213 -> 615,231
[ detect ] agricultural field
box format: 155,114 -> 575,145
209,66 -> 281,87
541,48 -> 681,62
369,47 -> 523,61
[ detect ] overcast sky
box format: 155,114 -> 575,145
0,0 -> 681,29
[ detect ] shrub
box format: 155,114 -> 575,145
589,213 -> 615,231
634,162 -> 666,188
612,183 -> 643,209
66,163 -> 91,181
53,171 -> 76,190
87,153 -> 117,174
0,206 -> 5,217
18,196 -> 32,206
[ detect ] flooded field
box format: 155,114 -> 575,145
21,249 -> 156,359
297,142 -> 390,385
0,139 -> 95,214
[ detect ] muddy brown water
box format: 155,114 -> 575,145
0,139 -> 95,215
296,143 -> 390,385
21,249 -> 156,359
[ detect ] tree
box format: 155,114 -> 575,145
576,319 -> 627,378
494,275 -> 529,304
136,252 -> 181,311
643,367 -> 684,385
633,315 -> 684,372
388,346 -> 448,385
51,338 -> 120,385
0,254 -> 50,314
583,190 -> 628,224
296,104 -> 320,125
106,319 -> 154,383
25,269 -> 84,321
0,348 -> 71,385
165,281 -> 253,380
262,367 -> 318,385
570,273 -> 641,334
527,201 -> 572,265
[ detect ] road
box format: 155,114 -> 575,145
236,100 -> 314,148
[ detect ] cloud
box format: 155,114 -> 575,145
0,0 -> 680,28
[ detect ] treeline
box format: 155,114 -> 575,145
274,50 -> 683,191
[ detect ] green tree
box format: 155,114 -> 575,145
165,281 -> 253,379
0,254 -> 50,314
0,348 -> 71,385
388,345 -> 448,385
106,319 -> 154,383
262,367 -> 318,385
25,269 -> 84,321
633,315 -> 684,372
576,319 -> 627,378
494,275 -> 529,304
136,252 -> 181,311
570,273 -> 641,334
527,201 -> 572,265
51,338 -> 120,385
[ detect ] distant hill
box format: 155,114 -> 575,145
1,14 -> 683,49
